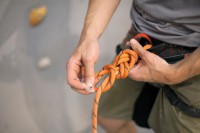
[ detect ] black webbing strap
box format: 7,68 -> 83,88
162,85 -> 200,118
148,43 -> 196,64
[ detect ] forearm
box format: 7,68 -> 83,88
80,0 -> 121,42
171,47 -> 200,84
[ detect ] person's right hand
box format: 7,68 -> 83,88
67,38 -> 99,95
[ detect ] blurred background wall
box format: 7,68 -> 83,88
0,0 -> 153,133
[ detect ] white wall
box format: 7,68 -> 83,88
0,0 -> 153,133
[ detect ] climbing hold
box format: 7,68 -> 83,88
29,6 -> 47,26
37,56 -> 51,70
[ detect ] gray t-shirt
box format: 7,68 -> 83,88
131,0 -> 200,47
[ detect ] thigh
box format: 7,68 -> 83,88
98,77 -> 144,120
148,75 -> 200,133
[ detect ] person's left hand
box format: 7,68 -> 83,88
128,39 -> 175,85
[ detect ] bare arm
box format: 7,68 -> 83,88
80,0 -> 121,42
67,0 -> 121,94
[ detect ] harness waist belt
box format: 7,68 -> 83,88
117,34 -> 197,64
148,43 -> 196,64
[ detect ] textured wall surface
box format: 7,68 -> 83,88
0,0 -> 153,133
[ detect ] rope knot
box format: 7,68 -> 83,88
94,49 -> 138,93
92,35 -> 153,133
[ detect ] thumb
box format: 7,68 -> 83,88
84,62 -> 95,92
129,39 -> 147,60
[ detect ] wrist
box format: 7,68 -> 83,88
164,65 -> 178,85
79,27 -> 99,45
81,24 -> 101,40
156,64 -> 176,85
166,62 -> 189,85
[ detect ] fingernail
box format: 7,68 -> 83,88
80,78 -> 84,83
85,82 -> 95,92
126,42 -> 131,46
130,39 -> 138,45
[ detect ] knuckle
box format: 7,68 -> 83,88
141,51 -> 147,57
132,75 -> 140,80
140,51 -> 148,58
129,70 -> 141,81
83,56 -> 94,63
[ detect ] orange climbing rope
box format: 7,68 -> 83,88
92,33 -> 153,133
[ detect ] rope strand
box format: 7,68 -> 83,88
92,44 -> 151,133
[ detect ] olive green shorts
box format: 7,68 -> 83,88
98,75 -> 200,133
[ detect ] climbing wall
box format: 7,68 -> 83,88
0,0 -> 153,133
